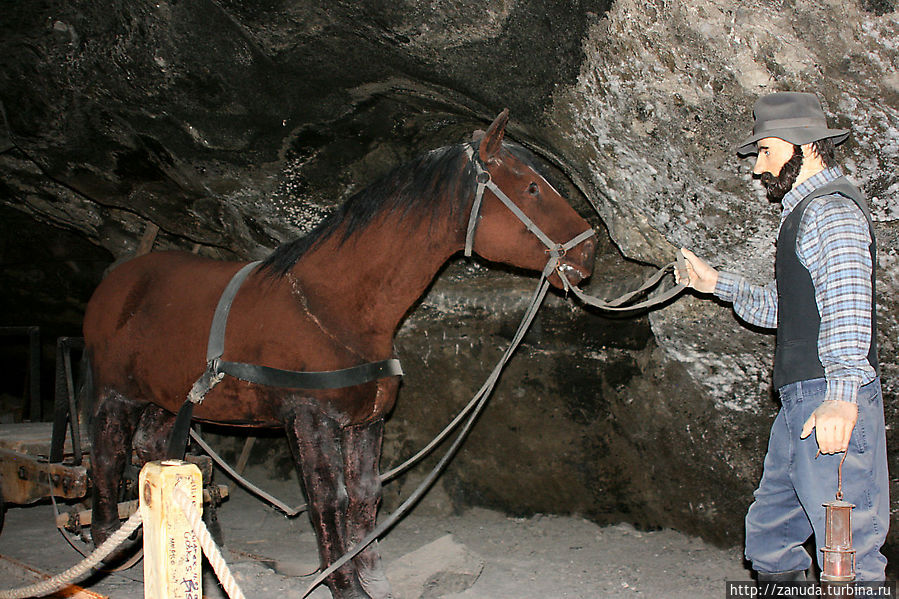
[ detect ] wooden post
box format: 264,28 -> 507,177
139,460 -> 203,599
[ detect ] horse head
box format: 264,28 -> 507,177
466,109 -> 596,288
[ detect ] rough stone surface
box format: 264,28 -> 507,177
386,534 -> 485,599
1,0 -> 897,567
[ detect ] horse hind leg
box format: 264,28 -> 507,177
90,389 -> 146,548
286,405 -> 372,599
133,405 -> 227,546
344,420 -> 391,599
132,404 -> 176,464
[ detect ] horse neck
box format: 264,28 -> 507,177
289,210 -> 462,350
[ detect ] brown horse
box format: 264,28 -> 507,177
83,110 -> 595,599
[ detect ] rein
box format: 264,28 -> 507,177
298,147 -> 687,597
172,141 -> 687,593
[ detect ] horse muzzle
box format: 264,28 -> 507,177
553,234 -> 595,287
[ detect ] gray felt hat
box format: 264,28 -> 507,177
737,92 -> 850,156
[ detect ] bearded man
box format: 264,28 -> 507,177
677,92 -> 888,582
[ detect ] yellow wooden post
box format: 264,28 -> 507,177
139,459 -> 203,599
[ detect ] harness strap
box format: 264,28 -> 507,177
484,177 -> 562,251
170,260 -> 404,459
206,261 -> 262,361
187,261 -> 404,405
215,358 -> 404,391
463,145 -> 486,256
462,143 -> 680,312
463,144 -> 595,257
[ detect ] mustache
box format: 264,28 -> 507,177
758,148 -> 803,202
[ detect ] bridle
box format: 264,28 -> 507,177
462,144 -> 596,269
462,144 -> 685,311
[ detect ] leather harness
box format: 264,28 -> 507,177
167,144 -> 683,458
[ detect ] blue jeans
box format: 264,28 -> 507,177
744,377 -> 889,581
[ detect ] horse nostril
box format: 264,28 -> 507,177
578,238 -> 597,273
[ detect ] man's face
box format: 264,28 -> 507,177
753,137 -> 795,176
753,136 -> 803,202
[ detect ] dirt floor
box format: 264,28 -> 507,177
0,464 -> 753,599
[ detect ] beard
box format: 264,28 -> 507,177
759,145 -> 803,202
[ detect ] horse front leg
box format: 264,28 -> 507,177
286,405 -> 371,599
344,419 -> 391,599
90,389 -> 145,547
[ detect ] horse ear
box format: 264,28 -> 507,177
478,109 -> 509,164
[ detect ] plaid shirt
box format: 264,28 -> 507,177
715,167 -> 876,404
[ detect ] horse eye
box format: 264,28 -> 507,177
527,182 -> 539,195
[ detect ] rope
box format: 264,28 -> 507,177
0,484 -> 248,599
173,488 -> 246,599
0,510 -> 143,599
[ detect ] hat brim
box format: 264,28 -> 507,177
736,127 -> 850,156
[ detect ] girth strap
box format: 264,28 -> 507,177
188,261 -> 403,404
215,358 -> 404,391
169,259 -> 404,459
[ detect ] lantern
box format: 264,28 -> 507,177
821,498 -> 856,582
820,452 -> 855,583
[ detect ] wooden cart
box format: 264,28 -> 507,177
0,337 -> 226,539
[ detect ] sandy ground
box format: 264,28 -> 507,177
0,467 -> 753,599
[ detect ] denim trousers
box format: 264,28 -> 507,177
744,377 -> 889,581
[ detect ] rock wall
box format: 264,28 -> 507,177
1,0 -> 897,562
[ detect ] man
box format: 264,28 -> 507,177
677,92 -> 888,582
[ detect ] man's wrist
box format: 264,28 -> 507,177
824,379 -> 859,405
713,271 -> 739,301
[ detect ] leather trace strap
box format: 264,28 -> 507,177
556,252 -> 687,312
187,261 -> 403,405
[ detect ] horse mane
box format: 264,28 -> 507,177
262,142 -> 478,277
262,139 -> 543,278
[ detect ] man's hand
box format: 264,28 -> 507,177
675,248 -> 719,294
800,400 -> 858,454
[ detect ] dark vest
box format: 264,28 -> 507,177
773,177 -> 879,390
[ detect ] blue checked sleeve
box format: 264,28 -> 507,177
714,270 -> 778,329
797,194 -> 877,405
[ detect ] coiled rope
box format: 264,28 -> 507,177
0,485 -> 247,599
0,510 -> 142,599
173,488 -> 246,599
